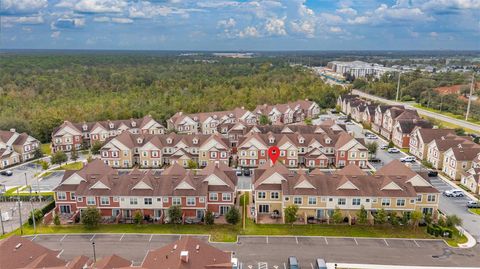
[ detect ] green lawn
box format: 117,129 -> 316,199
54,162 -> 84,171
413,104 -> 480,127
469,208 -> 480,215
40,143 -> 52,156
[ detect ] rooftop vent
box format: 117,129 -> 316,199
180,251 -> 189,263
15,243 -> 22,250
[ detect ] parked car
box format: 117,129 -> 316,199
387,148 -> 400,153
243,169 -> 251,176
345,121 -> 354,125
235,170 -> 242,176
400,156 -> 416,163
427,170 -> 438,177
0,170 -> 13,176
338,115 -> 347,120
287,256 -> 299,269
369,158 -> 381,163
315,258 -> 327,269
184,217 -> 202,224
443,189 -> 464,197
467,201 -> 480,208
380,145 -> 388,150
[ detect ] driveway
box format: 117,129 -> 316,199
24,234 -> 480,268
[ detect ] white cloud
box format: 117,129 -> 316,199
93,16 -> 110,22
111,17 -> 133,24
265,17 -> 287,36
430,31 -> 438,37
51,31 -> 61,39
329,26 -> 343,33
238,26 -> 260,38
421,0 -> 480,10
2,16 -> 44,24
74,0 -> 127,13
51,17 -> 85,29
0,0 -> 47,14
347,16 -> 371,25
336,7 -> 357,16
197,1 -> 239,8
128,2 -> 202,19
290,20 -> 315,37
217,18 -> 236,28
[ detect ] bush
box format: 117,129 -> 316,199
91,141 -> 103,155
388,141 -> 395,148
168,205 -> 182,224
53,214 -> 61,225
82,207 -> 101,229
133,210 -> 143,225
356,205 -> 368,224
374,209 -> 387,224
445,214 -> 462,228
331,207 -> 343,224
28,209 -> 43,225
205,211 -> 214,225
33,148 -> 44,159
225,207 -> 240,225
427,224 -> 453,238
51,151 -> 68,165
284,205 -> 299,226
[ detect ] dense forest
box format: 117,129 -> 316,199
0,53 -> 344,143
353,70 -> 480,121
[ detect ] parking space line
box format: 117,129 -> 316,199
119,233 -> 125,241
90,234 -> 96,241
354,238 -> 358,245
31,235 -> 37,241
324,237 -> 328,245
295,236 -> 298,244
56,249 -> 64,258
60,235 -> 67,242
149,234 -> 153,242
266,236 -> 269,244
283,262 -> 286,269
310,263 -> 314,269
383,239 -> 389,247
413,240 -> 420,247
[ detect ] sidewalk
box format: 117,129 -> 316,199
456,225 -> 477,248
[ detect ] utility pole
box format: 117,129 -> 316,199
17,188 -> 23,235
465,74 -> 476,121
395,71 -> 401,101
92,241 -> 97,263
0,208 -> 5,235
27,174 -> 36,233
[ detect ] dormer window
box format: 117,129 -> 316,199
193,117 -> 198,121
82,124 -> 88,131
137,138 -> 143,144
269,138 -> 275,143
167,138 -> 172,144
193,139 -> 198,144
132,122 -> 136,127
325,138 -> 331,144
299,138 -> 305,144
109,123 -> 114,129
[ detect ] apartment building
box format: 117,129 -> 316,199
51,115 -> 165,153
442,146 -> 480,180
252,160 -> 439,224
409,127 -> 455,160
327,61 -> 396,79
461,167 -> 480,195
0,129 -> 40,168
391,119 -> 432,148
254,100 -> 320,125
426,135 -> 474,169
53,159 -> 237,221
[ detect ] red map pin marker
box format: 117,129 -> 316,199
268,146 -> 280,164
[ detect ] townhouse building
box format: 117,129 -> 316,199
252,160 -> 439,224
51,115 -> 164,153
442,146 -> 480,180
426,135 -> 475,169
461,166 -> 480,195
167,107 -> 256,135
53,159 -> 237,222
254,100 -> 320,125
337,94 -> 360,115
409,127 -> 455,160
372,105 -> 404,134
0,129 -> 40,168
391,119 -> 432,148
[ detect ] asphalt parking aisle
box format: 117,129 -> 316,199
296,236 -> 328,246
356,238 -> 389,247
385,238 -> 420,248
326,237 -> 356,246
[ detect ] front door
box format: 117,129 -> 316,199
59,205 -> 71,214
112,209 -> 120,216
220,206 -> 230,215
316,209 -> 324,219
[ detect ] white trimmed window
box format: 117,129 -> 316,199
381,198 -> 391,206
308,197 -> 317,205
144,197 -> 153,205
186,197 -> 195,206
100,196 -> 110,205
129,198 -> 138,205
57,192 -> 66,200
257,192 -> 266,199
270,192 -> 279,199
173,197 -> 181,205
427,194 -> 436,202
222,193 -> 231,201
87,196 -> 96,205
294,197 -> 302,205
352,198 -> 361,206
396,199 -> 405,207
338,198 -> 346,205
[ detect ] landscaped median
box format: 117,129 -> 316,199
468,208 -> 480,215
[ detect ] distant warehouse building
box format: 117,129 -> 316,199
327,60 -> 396,79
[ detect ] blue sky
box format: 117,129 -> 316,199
1,0 -> 479,50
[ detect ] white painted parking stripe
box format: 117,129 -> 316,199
31,235 -> 37,241
310,263 -> 314,269
149,234 -> 153,242
324,237 -> 328,245
60,234 -> 67,242
90,234 -> 96,241
354,238 -> 358,245
119,233 -> 125,241
295,236 -> 298,244
266,236 -> 269,244
383,239 -> 389,246
56,249 -> 64,258
414,240 -> 420,247
283,262 -> 286,269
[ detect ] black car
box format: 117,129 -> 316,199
0,170 -> 13,176
427,170 -> 438,177
243,169 -> 251,177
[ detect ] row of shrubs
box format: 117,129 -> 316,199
426,224 -> 453,238
28,200 -> 55,225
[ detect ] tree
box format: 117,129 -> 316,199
168,205 -> 182,224
388,211 -> 399,226
374,209 -> 387,224
410,211 -> 423,230
225,207 -> 240,225
91,141 -> 103,155
86,154 -> 93,163
445,214 -> 462,228
259,115 -> 271,125
133,210 -> 143,225
82,207 -> 101,229
388,141 -> 395,148
366,142 -> 378,159
39,160 -> 50,170
53,214 -> 61,225
352,78 -> 368,89
304,118 -> 312,125
284,205 -> 299,226
70,148 -> 79,162
205,211 -> 214,225
51,151 -> 68,165
28,209 -> 43,225
331,207 -> 343,224
357,205 -> 368,224
454,128 -> 466,136
33,148 -> 44,159
187,160 -> 199,169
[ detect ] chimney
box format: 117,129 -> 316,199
10,128 -> 15,133
215,161 -> 219,168
241,106 -> 245,110
180,251 -> 189,263
179,112 -> 183,116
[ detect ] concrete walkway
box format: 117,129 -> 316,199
457,225 -> 478,249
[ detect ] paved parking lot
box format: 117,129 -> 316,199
24,233 -> 480,268
0,201 -> 51,234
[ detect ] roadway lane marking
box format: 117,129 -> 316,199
149,234 -> 153,242
56,249 -> 64,258
119,233 -> 125,241
283,263 -> 286,269
90,234 -> 96,241
413,240 -> 420,247
266,236 -> 269,244
60,235 -> 67,242
383,239 -> 389,247
295,236 -> 298,244
310,263 -> 314,269
31,235 -> 37,241
354,238 -> 358,245
324,237 -> 328,245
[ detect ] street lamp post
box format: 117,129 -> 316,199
0,208 -> 5,235
25,173 -> 36,233
92,241 -> 96,263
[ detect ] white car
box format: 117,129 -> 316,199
387,148 -> 400,153
366,134 -> 378,139
380,145 -> 388,150
400,156 -> 416,163
443,189 -> 464,197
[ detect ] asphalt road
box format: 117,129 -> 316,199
352,89 -> 480,134
25,233 -> 480,268
346,122 -> 480,241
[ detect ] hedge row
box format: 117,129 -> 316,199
427,224 -> 453,238
28,200 -> 56,225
